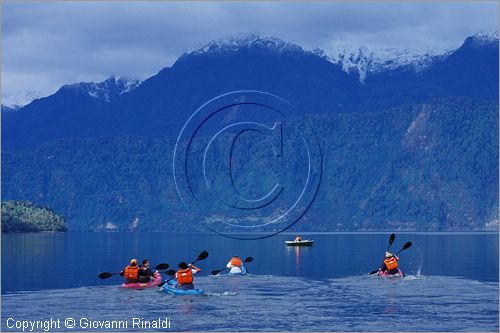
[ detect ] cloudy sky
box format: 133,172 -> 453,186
1,1 -> 498,106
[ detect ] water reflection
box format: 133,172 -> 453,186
285,245 -> 314,276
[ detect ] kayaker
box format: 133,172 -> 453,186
120,259 -> 141,284
294,235 -> 302,242
175,262 -> 201,290
379,252 -> 402,276
138,259 -> 156,283
226,256 -> 245,274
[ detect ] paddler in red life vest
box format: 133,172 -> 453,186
176,262 -> 201,290
379,252 -> 401,276
226,256 -> 244,274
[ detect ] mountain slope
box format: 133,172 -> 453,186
2,99 -> 497,231
360,32 -> 498,112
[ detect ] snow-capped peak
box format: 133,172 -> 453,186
469,30 -> 498,45
62,76 -> 142,103
187,34 -> 454,83
188,34 -> 305,56
323,45 -> 452,82
1,90 -> 42,109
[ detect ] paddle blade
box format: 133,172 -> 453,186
211,269 -> 222,276
395,241 -> 413,255
244,257 -> 254,263
402,241 -> 412,250
387,233 -> 395,249
197,251 -> 209,261
98,272 -> 115,279
155,263 -> 169,270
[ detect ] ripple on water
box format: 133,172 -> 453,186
2,275 -> 498,331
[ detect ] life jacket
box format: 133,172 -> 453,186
177,268 -> 193,284
384,257 -> 399,270
124,265 -> 139,280
230,257 -> 242,266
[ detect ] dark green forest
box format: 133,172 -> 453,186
1,201 -> 67,232
2,98 -> 497,232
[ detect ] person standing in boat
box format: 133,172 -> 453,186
226,256 -> 245,274
379,252 -> 403,276
176,262 -> 201,290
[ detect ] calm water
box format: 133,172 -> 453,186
2,232 -> 498,331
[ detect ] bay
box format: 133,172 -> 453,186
2,232 -> 498,331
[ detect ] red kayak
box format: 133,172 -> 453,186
377,268 -> 405,277
120,272 -> 162,289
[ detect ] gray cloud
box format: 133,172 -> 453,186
1,1 -> 498,104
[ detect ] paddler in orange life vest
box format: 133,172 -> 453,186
176,262 -> 201,290
379,252 -> 401,275
226,256 -> 244,274
120,259 -> 141,284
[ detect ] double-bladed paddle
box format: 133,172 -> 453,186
369,239 -> 412,275
367,234 -> 396,275
98,263 -> 169,279
158,251 -> 209,287
211,257 -> 254,276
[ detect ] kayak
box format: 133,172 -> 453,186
377,268 -> 405,278
120,272 -> 162,289
162,280 -> 204,296
285,240 -> 314,246
228,266 -> 247,275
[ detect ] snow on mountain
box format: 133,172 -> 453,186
188,34 -> 305,56
323,45 -> 452,82
1,91 -> 42,109
323,30 -> 497,82
2,76 -> 142,110
470,31 -> 499,45
1,105 -> 22,113
5,31 -> 498,106
61,76 -> 141,103
187,34 -> 455,83
188,31 -> 498,83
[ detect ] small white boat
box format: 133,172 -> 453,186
285,240 -> 314,246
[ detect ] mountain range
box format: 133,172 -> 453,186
1,32 -> 498,232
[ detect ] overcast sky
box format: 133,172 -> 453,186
1,1 -> 498,105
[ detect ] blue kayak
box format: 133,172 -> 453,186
228,266 -> 247,275
162,280 -> 204,296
